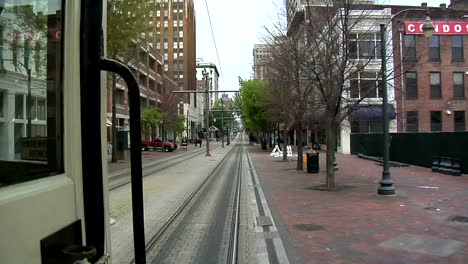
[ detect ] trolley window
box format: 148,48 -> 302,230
0,0 -> 63,187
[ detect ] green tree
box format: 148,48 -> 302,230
107,0 -> 151,162
141,106 -> 163,141
237,79 -> 269,141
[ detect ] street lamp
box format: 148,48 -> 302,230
220,98 -> 224,148
202,68 -> 211,156
0,58 -> 32,137
378,12 -> 434,196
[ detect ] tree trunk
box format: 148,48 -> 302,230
282,128 -> 288,161
325,122 -> 337,189
111,73 -> 118,163
296,122 -> 304,171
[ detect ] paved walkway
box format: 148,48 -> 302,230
248,146 -> 468,264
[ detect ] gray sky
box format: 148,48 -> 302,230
194,0 -> 451,95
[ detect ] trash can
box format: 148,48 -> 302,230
306,152 -> 319,173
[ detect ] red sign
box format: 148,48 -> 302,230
405,21 -> 468,35
49,29 -> 61,42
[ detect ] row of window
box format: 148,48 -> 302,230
156,41 -> 184,50
150,8 -> 184,18
350,33 -> 465,62
407,111 -> 465,132
153,20 -> 184,28
404,35 -> 464,61
405,71 -> 465,99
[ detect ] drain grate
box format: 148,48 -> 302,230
451,215 -> 468,223
293,224 -> 324,231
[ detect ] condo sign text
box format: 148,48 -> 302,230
405,21 -> 468,35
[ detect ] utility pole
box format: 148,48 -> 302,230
202,69 -> 211,156
173,89 -> 239,157
221,98 -> 224,148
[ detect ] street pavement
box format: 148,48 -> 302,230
107,140 -> 467,264
248,145 -> 468,264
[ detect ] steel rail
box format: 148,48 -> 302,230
108,145 -> 219,190
128,142 -> 240,264
228,141 -> 243,264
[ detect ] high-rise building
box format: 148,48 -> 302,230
252,44 -> 271,81
149,0 -> 196,103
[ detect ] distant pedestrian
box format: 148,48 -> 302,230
199,138 -> 202,148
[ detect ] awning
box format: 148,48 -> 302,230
349,105 -> 396,121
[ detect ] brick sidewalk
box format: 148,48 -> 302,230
248,146 -> 468,264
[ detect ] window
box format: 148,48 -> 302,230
405,72 -> 418,99
349,33 -> 381,60
430,111 -> 442,132
164,64 -> 168,71
164,42 -> 168,49
454,111 -> 465,131
179,31 -> 183,38
164,20 -> 168,27
156,10 -> 160,17
452,36 -> 463,61
349,72 -> 382,99
174,53 -> 178,59
173,21 -> 178,27
429,36 -> 440,61
179,20 -> 183,27
179,42 -> 183,49
350,120 -> 383,133
430,72 -> 442,98
15,94 -> 24,119
1,0 -> 63,187
453,72 -> 465,98
156,43 -> 160,49
406,111 -> 418,132
403,35 -> 416,60
164,53 -> 168,60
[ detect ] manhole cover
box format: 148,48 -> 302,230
293,224 -> 323,231
451,216 -> 468,223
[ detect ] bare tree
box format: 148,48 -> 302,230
262,8 -> 317,170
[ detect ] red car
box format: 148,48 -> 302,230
141,138 -> 176,152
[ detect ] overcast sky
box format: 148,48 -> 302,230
194,0 -> 451,95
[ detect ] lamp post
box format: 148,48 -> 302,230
378,12 -> 434,195
186,109 -> 189,140
202,69 -> 211,156
221,98 -> 224,148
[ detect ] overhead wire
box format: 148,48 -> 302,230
204,0 -> 226,90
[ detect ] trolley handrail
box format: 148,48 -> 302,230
100,59 -> 146,264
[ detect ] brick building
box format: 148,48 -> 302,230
106,42 -> 177,140
392,2 -> 468,133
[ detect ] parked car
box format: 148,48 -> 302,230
141,138 -> 176,152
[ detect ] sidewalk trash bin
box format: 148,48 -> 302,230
306,152 -> 319,173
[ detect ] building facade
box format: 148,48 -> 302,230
392,2 -> 468,133
253,44 -> 271,80
149,0 -> 196,99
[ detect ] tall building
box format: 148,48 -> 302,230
149,0 -> 196,102
252,44 -> 271,80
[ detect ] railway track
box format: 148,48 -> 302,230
132,138 -> 244,264
109,145 -> 220,190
